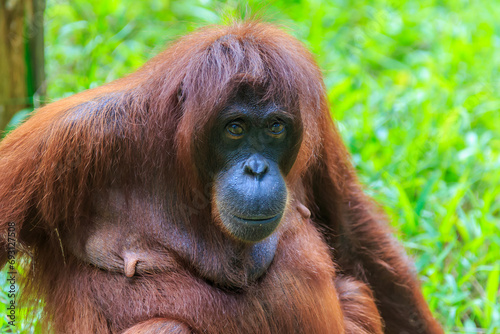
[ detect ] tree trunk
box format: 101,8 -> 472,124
0,0 -> 45,132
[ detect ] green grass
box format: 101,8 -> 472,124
2,0 -> 499,332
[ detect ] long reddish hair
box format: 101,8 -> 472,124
0,21 -> 441,333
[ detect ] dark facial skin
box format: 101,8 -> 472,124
210,93 -> 302,243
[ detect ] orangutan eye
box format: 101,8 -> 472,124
269,121 -> 285,135
226,122 -> 245,137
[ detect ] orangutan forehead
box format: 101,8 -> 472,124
218,97 -> 297,122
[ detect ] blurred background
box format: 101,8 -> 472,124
0,0 -> 499,332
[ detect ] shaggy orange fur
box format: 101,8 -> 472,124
0,22 -> 442,333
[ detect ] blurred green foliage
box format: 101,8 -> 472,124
2,0 -> 499,332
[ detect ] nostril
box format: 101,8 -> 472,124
244,155 -> 269,176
